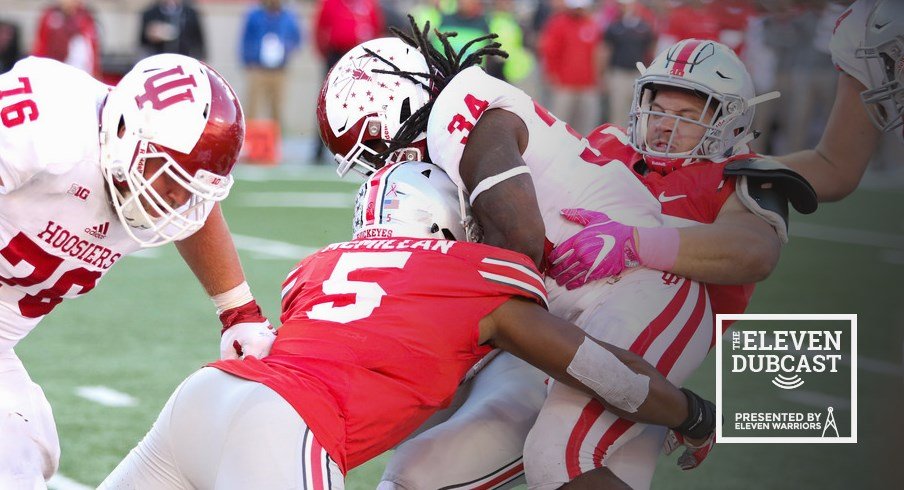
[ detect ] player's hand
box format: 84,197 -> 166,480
662,429 -> 715,470
548,208 -> 639,289
219,300 -> 276,360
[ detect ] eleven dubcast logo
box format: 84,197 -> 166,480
729,330 -> 843,390
716,314 -> 857,444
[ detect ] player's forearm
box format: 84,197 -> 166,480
668,223 -> 780,285
777,149 -> 861,203
776,73 -> 879,203
175,204 -> 247,296
473,186 -> 547,267
493,302 -> 688,428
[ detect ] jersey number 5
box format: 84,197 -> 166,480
307,251 -> 412,324
0,77 -> 39,128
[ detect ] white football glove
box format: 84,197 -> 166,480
220,321 -> 276,360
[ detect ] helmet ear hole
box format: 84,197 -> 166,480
441,228 -> 456,241
400,97 -> 411,123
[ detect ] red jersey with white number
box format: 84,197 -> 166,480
584,123 -> 756,319
0,57 -> 141,349
211,238 -> 547,473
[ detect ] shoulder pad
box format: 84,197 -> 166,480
724,158 -> 818,215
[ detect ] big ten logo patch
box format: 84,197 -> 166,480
716,314 -> 857,444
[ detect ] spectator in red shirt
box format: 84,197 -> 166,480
654,0 -> 720,54
32,0 -> 99,77
539,0 -> 603,134
314,0 -> 384,69
312,0 -> 384,162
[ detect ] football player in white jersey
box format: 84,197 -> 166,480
316,21 -> 815,490
778,0 -> 903,201
0,54 -> 274,488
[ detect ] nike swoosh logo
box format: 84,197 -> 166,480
875,20 -> 891,30
588,234 -> 617,275
658,192 -> 687,203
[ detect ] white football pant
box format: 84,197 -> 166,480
380,351 -> 548,489
0,349 -> 60,490
524,270 -> 714,490
100,367 -> 343,489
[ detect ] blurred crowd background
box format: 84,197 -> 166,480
0,0 -> 900,174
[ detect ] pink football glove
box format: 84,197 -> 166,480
548,209 -> 640,290
662,429 -> 715,470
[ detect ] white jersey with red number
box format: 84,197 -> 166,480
830,0 -> 879,90
426,66 -> 662,242
0,58 -> 138,349
426,66 -> 663,320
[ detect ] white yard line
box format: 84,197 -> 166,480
47,473 -> 93,490
129,248 -> 162,259
75,386 -> 137,408
791,222 -> 904,250
780,390 -> 852,410
234,165 -> 355,183
232,234 -> 319,260
237,192 -> 355,208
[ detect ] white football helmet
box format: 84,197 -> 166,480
628,39 -> 779,174
317,38 -> 432,177
353,162 -> 479,242
100,54 -> 243,247
856,0 -> 904,139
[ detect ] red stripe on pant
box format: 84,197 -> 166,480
310,436 -> 325,490
472,462 -> 525,490
565,280 -> 704,478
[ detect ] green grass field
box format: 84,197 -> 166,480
18,164 -> 903,489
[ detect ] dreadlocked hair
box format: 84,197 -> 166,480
370,15 -> 508,162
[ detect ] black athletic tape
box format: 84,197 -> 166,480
672,388 -> 716,440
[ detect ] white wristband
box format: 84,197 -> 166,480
469,166 -> 532,206
211,281 -> 254,315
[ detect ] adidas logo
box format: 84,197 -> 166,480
84,222 -> 110,239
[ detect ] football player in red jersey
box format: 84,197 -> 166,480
0,54 -> 272,487
777,0 -> 904,201
316,21 -> 816,489
100,161 -> 716,490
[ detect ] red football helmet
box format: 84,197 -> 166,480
317,38 -> 432,177
100,54 -> 244,247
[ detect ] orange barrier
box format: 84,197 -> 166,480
241,119 -> 282,165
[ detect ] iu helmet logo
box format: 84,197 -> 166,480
661,272 -> 681,286
134,66 -> 198,110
